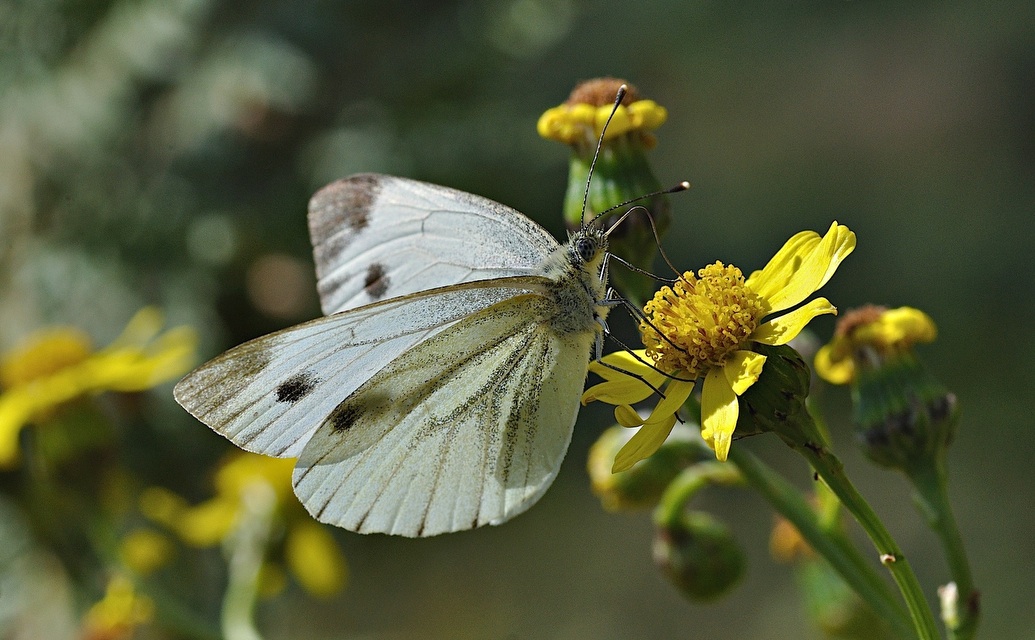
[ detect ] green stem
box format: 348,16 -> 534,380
906,458 -> 979,640
147,581 -> 224,640
727,447 -> 913,640
221,484 -> 276,640
797,444 -> 941,640
652,462 -> 743,527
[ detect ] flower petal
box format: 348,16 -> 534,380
611,414 -> 678,473
0,393 -> 32,467
745,230 -> 822,300
701,367 -> 739,461
752,297 -> 837,345
813,223 -> 857,291
588,349 -> 658,381
857,306 -> 937,348
176,496 -> 239,546
722,350 -> 767,396
644,379 -> 694,424
814,342 -> 855,385
104,307 -> 164,350
583,350 -> 667,405
93,327 -> 199,392
614,404 -> 645,428
582,377 -> 657,406
749,223 -> 855,313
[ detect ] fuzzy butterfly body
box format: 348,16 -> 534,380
174,174 -> 610,537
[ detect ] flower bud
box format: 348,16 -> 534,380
798,558 -> 897,639
815,306 -> 957,470
587,423 -> 711,511
771,515 -> 895,638
735,343 -> 824,449
653,511 -> 744,601
538,77 -> 671,302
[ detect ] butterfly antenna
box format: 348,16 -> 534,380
599,181 -> 690,233
579,84 -> 628,229
607,251 -> 677,285
602,187 -> 689,279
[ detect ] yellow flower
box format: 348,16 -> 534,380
814,305 -> 937,385
143,452 -> 348,597
584,222 -> 856,468
143,453 -> 296,546
119,528 -> 175,575
286,520 -> 348,597
0,308 -> 197,467
81,575 -> 154,640
769,515 -> 814,563
537,77 -> 667,148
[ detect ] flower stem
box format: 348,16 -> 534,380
906,458 -> 979,640
727,446 -> 914,640
221,484 -> 276,640
795,443 -> 941,640
652,462 -> 743,527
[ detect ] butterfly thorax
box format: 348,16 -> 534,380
535,228 -> 610,337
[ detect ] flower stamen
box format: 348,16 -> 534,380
640,262 -> 767,377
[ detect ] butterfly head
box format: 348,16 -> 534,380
568,226 -> 608,271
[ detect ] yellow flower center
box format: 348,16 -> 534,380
639,262 -> 766,377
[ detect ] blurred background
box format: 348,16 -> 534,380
1,0 -> 1033,638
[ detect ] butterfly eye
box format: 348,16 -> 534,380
575,237 -> 598,263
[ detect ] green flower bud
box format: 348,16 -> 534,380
653,510 -> 745,601
538,77 -> 671,303
850,350 -> 956,470
587,424 -> 711,512
815,306 -> 958,471
798,559 -> 897,639
736,343 -> 824,450
771,515 -> 895,638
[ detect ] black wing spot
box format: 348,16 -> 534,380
331,404 -> 361,433
307,174 -> 382,264
275,372 -> 320,403
308,174 -> 380,235
364,263 -> 390,299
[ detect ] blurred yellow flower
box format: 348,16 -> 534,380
0,307 -> 197,467
584,223 -> 855,468
143,452 -> 347,597
119,528 -> 175,575
286,520 -> 349,597
81,575 -> 153,640
814,305 -> 937,385
770,516 -> 814,563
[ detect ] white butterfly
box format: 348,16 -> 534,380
174,173 -> 611,537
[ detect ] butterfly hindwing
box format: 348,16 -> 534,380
292,291 -> 598,537
308,173 -> 561,314
173,279 -> 545,459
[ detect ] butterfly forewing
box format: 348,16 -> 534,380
309,174 -> 561,314
292,290 -> 596,537
173,279 -> 542,459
